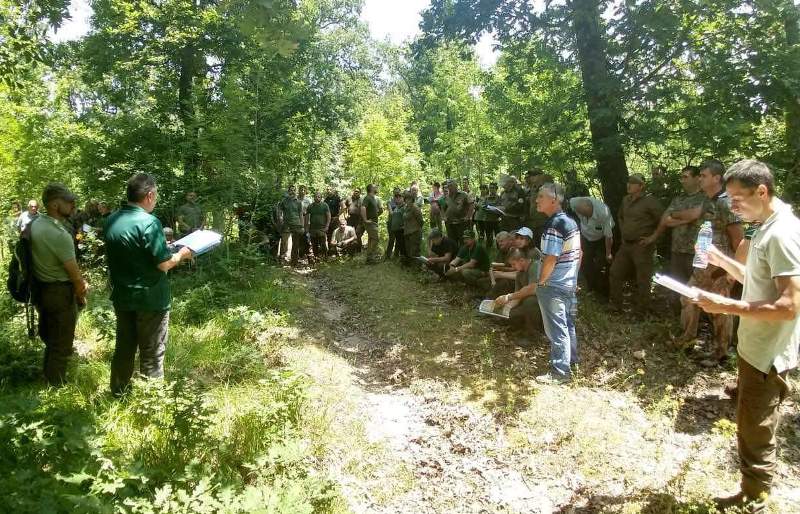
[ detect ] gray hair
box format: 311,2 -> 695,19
538,182 -> 565,203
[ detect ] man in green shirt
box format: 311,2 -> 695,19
442,179 -> 471,242
403,189 -> 423,261
361,184 -> 383,264
447,229 -> 490,286
277,185 -> 305,266
306,191 -> 331,262
104,173 -> 193,396
176,191 -> 204,236
30,184 -> 88,385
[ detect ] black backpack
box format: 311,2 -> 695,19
7,222 -> 37,338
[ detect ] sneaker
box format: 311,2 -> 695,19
535,372 -> 570,385
713,492 -> 765,513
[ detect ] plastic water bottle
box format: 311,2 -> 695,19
693,221 -> 713,269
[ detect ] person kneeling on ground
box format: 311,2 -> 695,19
425,228 -> 458,276
486,231 -> 517,297
493,248 -> 543,340
446,229 -> 490,286
330,218 -> 358,257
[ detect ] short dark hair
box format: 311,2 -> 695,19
699,159 -> 725,177
366,184 -> 377,194
681,165 -> 700,177
507,248 -> 530,263
433,181 -> 441,187
126,173 -> 157,203
724,159 -> 775,196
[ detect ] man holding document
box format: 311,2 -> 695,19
690,160 -> 799,513
104,173 -> 195,396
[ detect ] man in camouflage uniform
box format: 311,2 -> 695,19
361,184 -> 383,264
403,189 -> 424,261
498,176 -> 526,232
678,160 -> 743,364
277,185 -> 305,266
525,171 -> 553,248
442,179 -> 471,242
609,174 -> 664,313
306,191 -> 331,262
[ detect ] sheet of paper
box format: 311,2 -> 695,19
652,273 -> 700,300
478,299 -> 511,319
173,229 -> 223,256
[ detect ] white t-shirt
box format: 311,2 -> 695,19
738,199 -> 800,374
568,197 -> 614,242
332,225 -> 356,244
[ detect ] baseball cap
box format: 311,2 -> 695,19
628,173 -> 646,185
462,229 -> 477,240
514,227 -> 534,239
42,183 -> 76,205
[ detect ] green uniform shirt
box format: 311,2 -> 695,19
500,185 -> 526,219
363,195 -> 382,222
618,193 -> 663,242
403,203 -> 423,234
30,214 -> 75,283
666,191 -> 705,254
443,191 -> 470,223
104,205 -> 174,311
474,195 -> 488,222
307,201 -> 330,231
700,191 -> 740,256
176,202 -> 203,233
457,243 -> 490,272
389,205 -> 405,231
279,197 -> 304,232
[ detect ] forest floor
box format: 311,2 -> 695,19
285,256 -> 800,514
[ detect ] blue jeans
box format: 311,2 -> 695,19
537,285 -> 578,378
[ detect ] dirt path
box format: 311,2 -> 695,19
307,272 -> 553,514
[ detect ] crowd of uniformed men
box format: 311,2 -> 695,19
6,158 -> 799,513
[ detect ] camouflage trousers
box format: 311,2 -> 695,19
680,265 -> 733,360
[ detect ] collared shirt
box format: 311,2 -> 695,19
618,193 -> 663,242
568,197 -> 614,242
443,191 -> 470,223
104,205 -> 174,311
666,191 -> 706,254
30,214 -> 75,283
539,211 -> 582,290
738,199 -> 800,374
16,210 -> 38,232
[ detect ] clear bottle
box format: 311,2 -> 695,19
692,221 -> 713,269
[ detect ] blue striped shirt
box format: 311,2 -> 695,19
539,211 -> 582,291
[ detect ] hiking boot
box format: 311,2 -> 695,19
713,492 -> 765,513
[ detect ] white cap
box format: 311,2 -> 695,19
514,227 -> 534,239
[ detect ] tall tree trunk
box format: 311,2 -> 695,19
785,2 -> 800,171
571,0 -> 629,216
178,42 -> 200,184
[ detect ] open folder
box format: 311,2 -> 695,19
173,230 -> 223,256
478,299 -> 513,319
652,273 -> 700,300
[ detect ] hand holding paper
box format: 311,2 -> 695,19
173,230 -> 223,256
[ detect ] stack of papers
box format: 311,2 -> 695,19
652,273 -> 700,300
478,299 -> 513,319
173,230 -> 223,256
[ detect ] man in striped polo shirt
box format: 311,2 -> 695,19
534,182 -> 582,384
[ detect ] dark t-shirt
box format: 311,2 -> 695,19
431,236 -> 459,259
457,243 -> 491,272
363,195 -> 381,222
324,195 -> 341,217
307,201 -> 330,231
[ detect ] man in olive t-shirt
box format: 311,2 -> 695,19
306,191 -> 331,261
30,183 -> 88,385
176,191 -> 203,236
104,173 -> 193,396
278,185 -> 305,265
446,229 -> 490,286
361,184 -> 383,264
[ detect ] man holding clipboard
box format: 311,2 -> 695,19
690,160 -> 799,513
104,173 -> 194,397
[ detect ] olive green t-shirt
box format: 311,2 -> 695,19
279,197 -> 304,232
389,205 -> 405,231
104,205 -> 174,311
363,195 -> 382,222
307,201 -> 330,231
176,202 -> 203,233
30,214 -> 75,283
457,243 -> 490,272
403,203 -> 423,234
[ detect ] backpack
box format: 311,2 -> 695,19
7,222 -> 37,338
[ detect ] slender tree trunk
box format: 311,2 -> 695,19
571,0 -> 629,216
785,2 -> 800,171
178,42 -> 200,184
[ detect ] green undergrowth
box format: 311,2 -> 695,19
0,247 -> 346,513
